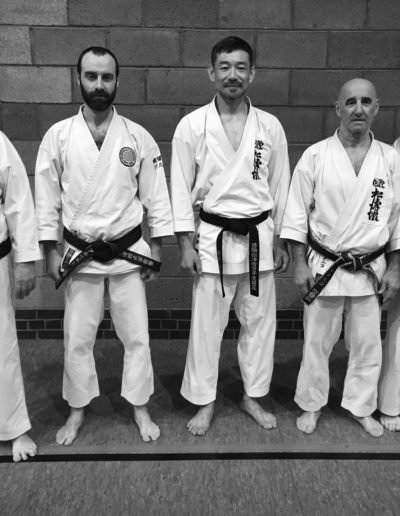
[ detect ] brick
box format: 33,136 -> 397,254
149,320 -> 160,329
250,70 -> 289,106
69,0 -> 141,26
149,330 -> 170,339
12,141 -> 40,176
162,319 -> 177,329
291,70 -> 359,106
38,330 -> 64,339
329,32 -> 400,69
257,31 -> 327,69
46,320 -> 62,329
18,331 -> 37,339
294,0 -> 367,29
115,105 -> 181,141
33,28 -> 106,66
276,330 -> 299,339
147,69 -> 214,105
173,310 -> 192,319
148,309 -> 170,319
220,0 -> 291,29
72,68 -> 145,104
0,27 -> 31,65
16,321 -> 27,330
38,104 -> 81,137
109,29 -> 180,67
182,30 -> 253,67
363,71 -> 400,106
177,320 -> 191,329
0,67 -> 71,103
15,310 -> 36,320
38,310 -> 65,319
143,0 -> 217,28
324,107 -> 396,144
0,0 -> 67,25
29,320 -> 45,330
266,107 -> 324,143
367,0 -> 400,29
278,309 -> 301,320
2,104 -> 40,141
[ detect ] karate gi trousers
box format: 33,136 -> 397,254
181,271 -> 276,405
0,257 -> 31,441
378,290 -> 400,416
295,295 -> 382,417
63,270 -> 154,408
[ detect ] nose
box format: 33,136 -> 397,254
95,76 -> 104,89
227,67 -> 238,79
355,100 -> 363,114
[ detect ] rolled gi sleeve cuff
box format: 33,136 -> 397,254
38,230 -> 59,243
14,250 -> 42,263
149,225 -> 174,239
280,228 -> 308,244
173,219 -> 195,233
387,238 -> 400,253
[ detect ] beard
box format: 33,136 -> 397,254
80,83 -> 116,112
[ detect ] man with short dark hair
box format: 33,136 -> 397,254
0,131 -> 40,461
171,36 -> 291,435
35,47 -> 173,445
281,78 -> 400,437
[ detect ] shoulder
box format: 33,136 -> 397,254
119,115 -> 158,151
174,104 -> 209,139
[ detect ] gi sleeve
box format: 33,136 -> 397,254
137,133 -> 173,239
34,127 -> 63,242
280,147 -> 315,244
387,149 -> 400,252
267,118 -> 291,235
170,118 -> 197,233
0,133 -> 40,263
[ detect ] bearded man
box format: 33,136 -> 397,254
35,47 -> 173,445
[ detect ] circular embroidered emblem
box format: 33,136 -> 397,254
119,147 -> 136,167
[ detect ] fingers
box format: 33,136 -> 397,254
15,278 -> 36,299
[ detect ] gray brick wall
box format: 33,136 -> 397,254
0,0 -> 399,312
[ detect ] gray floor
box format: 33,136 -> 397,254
0,339 -> 399,515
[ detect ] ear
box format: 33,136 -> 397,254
77,73 -> 81,87
335,100 -> 341,118
208,65 -> 215,83
249,66 -> 255,85
374,98 -> 380,116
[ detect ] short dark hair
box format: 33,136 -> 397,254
77,46 -> 119,77
211,36 -> 254,67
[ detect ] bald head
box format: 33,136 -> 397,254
338,78 -> 378,103
335,78 -> 380,138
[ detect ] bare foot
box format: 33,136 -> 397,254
296,410 -> 321,434
240,394 -> 277,429
56,407 -> 85,446
133,405 -> 160,442
12,433 -> 37,462
380,415 -> 400,432
187,402 -> 214,436
351,415 -> 383,437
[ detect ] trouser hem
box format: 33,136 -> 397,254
64,390 -> 99,409
0,421 -> 31,442
341,401 -> 375,418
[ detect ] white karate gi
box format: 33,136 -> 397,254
281,131 -> 400,417
378,136 -> 400,416
0,131 -> 40,440
35,107 -> 173,408
171,98 -> 290,404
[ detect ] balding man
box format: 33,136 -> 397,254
281,79 -> 400,437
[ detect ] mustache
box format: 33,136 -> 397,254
224,80 -> 242,87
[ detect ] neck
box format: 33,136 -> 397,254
215,94 -> 249,116
337,126 -> 371,148
82,104 -> 113,126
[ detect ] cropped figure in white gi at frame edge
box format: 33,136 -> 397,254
281,78 -> 400,437
170,36 -> 291,435
35,47 -> 173,445
0,132 -> 41,461
378,137 -> 400,432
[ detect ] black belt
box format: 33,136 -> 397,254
0,237 -> 11,260
55,226 -> 161,289
303,232 -> 386,305
199,208 -> 270,297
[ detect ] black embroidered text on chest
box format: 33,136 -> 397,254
252,140 -> 264,180
367,178 -> 385,222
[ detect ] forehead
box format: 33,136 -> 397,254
81,52 -> 116,74
340,81 -> 376,102
214,49 -> 251,66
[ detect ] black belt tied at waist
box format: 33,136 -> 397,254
303,232 -> 386,305
0,237 -> 11,260
199,208 -> 270,297
55,226 -> 161,289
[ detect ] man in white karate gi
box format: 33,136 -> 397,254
0,131 -> 40,461
378,137 -> 400,431
281,78 -> 400,437
35,47 -> 173,445
170,36 -> 291,435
